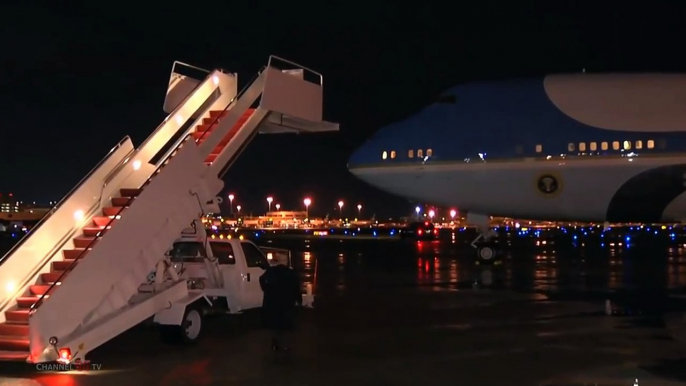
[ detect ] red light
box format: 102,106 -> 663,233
417,229 -> 423,235
59,348 -> 71,361
8,193 -> 12,197
424,222 -> 429,226
434,229 -> 438,235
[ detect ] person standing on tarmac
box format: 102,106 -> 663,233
259,253 -> 302,353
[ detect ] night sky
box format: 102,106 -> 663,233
1,2 -> 685,218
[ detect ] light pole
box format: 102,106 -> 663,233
303,198 -> 311,218
236,205 -> 241,215
338,200 -> 344,218
228,194 -> 234,215
428,209 -> 435,220
267,196 -> 273,213
415,206 -> 421,218
357,204 -> 362,217
275,203 -> 281,211
450,209 -> 457,220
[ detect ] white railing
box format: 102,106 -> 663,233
0,137 -> 135,321
267,55 -> 323,87
115,69 -> 236,191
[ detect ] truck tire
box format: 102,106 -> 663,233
160,305 -> 204,345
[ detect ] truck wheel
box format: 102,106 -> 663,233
160,305 -> 204,345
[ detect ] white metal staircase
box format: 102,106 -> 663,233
0,56 -> 338,363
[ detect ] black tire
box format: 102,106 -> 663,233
476,245 -> 498,265
159,305 -> 204,345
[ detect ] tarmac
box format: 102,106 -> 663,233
1,240 -> 686,385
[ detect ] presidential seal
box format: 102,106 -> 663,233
537,174 -> 560,195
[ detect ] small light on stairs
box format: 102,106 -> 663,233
212,75 -> 219,85
73,210 -> 84,221
175,115 -> 184,125
133,160 -> 142,170
5,281 -> 15,293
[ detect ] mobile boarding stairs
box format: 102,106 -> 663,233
0,56 -> 338,363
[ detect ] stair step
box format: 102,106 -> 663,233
111,197 -> 133,207
0,323 -> 28,337
63,249 -> 88,260
195,122 -> 219,133
201,109 -> 254,126
53,259 -> 77,271
30,285 -> 52,296
16,297 -> 40,309
102,207 -> 125,217
5,310 -> 29,323
202,117 -> 221,125
0,350 -> 29,361
208,110 -> 228,118
40,271 -> 66,284
205,154 -> 219,163
73,237 -> 97,249
120,188 -> 141,197
83,226 -> 109,237
0,337 -> 29,352
92,216 -> 117,227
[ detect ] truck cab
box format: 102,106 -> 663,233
150,221 -> 312,344
166,237 -> 273,310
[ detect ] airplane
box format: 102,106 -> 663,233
347,73 -> 686,261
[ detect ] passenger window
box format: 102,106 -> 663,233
210,242 -> 235,265
568,143 -> 575,152
408,149 -> 414,158
169,242 -> 207,263
612,141 -> 620,150
535,144 -> 542,153
579,142 -> 586,151
590,142 -> 597,151
636,140 -> 643,149
390,151 -> 396,159
647,140 -> 655,149
623,141 -> 631,150
426,149 -> 433,157
417,149 -> 423,158
382,151 -> 387,160
601,142 -> 608,150
241,242 -> 269,269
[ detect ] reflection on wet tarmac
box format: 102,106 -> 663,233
286,231 -> 686,299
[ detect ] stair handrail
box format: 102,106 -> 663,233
138,69 -> 218,152
31,148 -> 174,311
31,64 -> 266,312
267,55 -> 323,86
0,136 -> 132,267
194,66 -> 266,144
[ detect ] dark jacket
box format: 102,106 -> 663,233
259,264 -> 302,330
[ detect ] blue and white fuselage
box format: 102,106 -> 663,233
348,74 -> 686,224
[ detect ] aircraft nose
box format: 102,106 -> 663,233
347,145 -> 368,173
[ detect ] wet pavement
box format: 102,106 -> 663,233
2,236 -> 686,385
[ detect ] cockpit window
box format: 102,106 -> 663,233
437,94 -> 456,104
